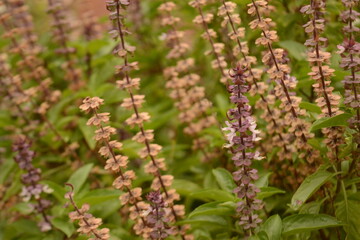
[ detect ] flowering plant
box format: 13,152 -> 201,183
0,0 -> 359,239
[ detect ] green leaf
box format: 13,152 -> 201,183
145,108 -> 178,130
51,218 -> 75,238
282,214 -> 343,235
311,113 -> 352,132
77,189 -> 121,205
90,198 -> 121,219
189,201 -> 235,218
346,177 -> 360,187
215,232 -> 232,240
0,111 -> 12,129
341,160 -> 350,175
215,94 -> 230,118
307,138 -> 322,151
0,158 -> 15,184
78,118 -> 96,150
11,203 -> 33,215
48,93 -> 79,123
291,169 -> 333,210
249,235 -> 263,240
299,202 -> 321,214
257,187 -> 285,200
255,172 -> 272,188
212,168 -> 236,193
192,229 -> 212,240
204,171 -> 219,189
336,198 -> 360,240
67,163 -> 94,194
278,40 -> 307,60
3,219 -> 41,238
3,173 -> 21,202
87,39 -> 108,54
95,83 -> 127,104
339,141 -> 353,158
297,79 -> 315,90
190,189 -> 236,202
299,102 -> 322,114
260,215 -> 282,240
172,179 -> 202,196
180,215 -> 228,226
255,232 -> 269,240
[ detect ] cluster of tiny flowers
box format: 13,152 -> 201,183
0,11 -> 39,107
105,1 -> 190,239
218,1 -> 301,188
0,52 -> 66,143
338,0 -> 360,131
0,2 -> 69,147
47,0 -> 82,89
1,0 -> 61,114
263,45 -> 315,187
158,2 -> 217,159
12,136 -> 53,232
0,54 -> 39,130
145,191 -> 176,240
218,1 -> 295,162
222,65 -> 263,232
189,0 -> 230,84
248,0 -> 320,164
0,54 -> 32,105
5,0 -> 38,47
80,97 -> 150,237
65,185 -> 110,240
338,0 -> 360,168
217,1 -> 247,58
301,0 -> 345,161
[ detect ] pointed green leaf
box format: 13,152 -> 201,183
291,170 -> 333,210
311,113 -> 352,132
278,40 -> 307,60
189,201 -> 235,218
255,172 -> 272,188
299,102 -> 321,114
282,214 -> 343,235
0,158 -> 15,184
257,187 -> 285,200
215,93 -> 231,117
180,215 -> 228,226
78,118 -> 96,150
67,163 -> 93,194
249,235 -> 265,240
190,189 -> 236,202
336,198 -> 360,240
261,214 -> 282,240
212,168 -> 236,193
172,179 -> 202,196
299,201 -> 322,214
51,218 -> 75,237
77,189 -> 121,205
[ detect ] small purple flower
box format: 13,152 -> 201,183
145,191 -> 174,240
13,136 -> 52,232
338,0 -> 360,147
223,64 -> 264,231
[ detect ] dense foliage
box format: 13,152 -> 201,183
0,0 -> 359,239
